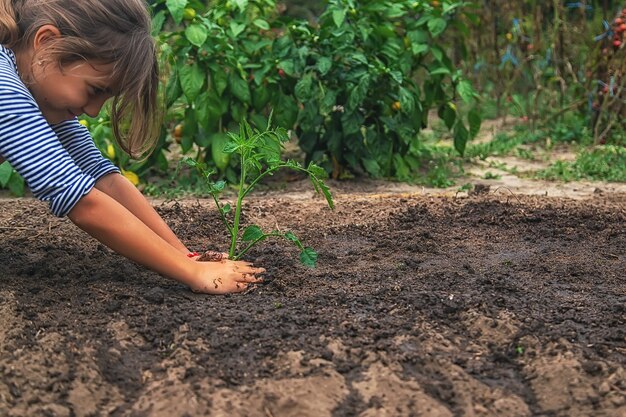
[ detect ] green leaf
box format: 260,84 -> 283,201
185,23 -> 208,47
211,133 -> 231,170
284,231 -> 300,244
195,91 -> 226,131
430,46 -> 443,62
223,141 -> 240,154
242,225 -> 264,242
151,10 -> 167,37
7,171 -> 24,196
468,108 -> 482,139
430,67 -> 451,76
166,0 -> 188,25
454,122 -> 469,155
211,66 -> 228,96
295,73 -> 314,101
389,71 -> 403,84
179,62 -> 205,101
393,154 -> 411,180
253,19 -> 270,30
307,163 -> 327,179
277,60 -> 295,77
332,9 -> 346,27
212,180 -> 226,192
457,80 -> 476,103
407,29 -> 429,44
385,3 -> 406,18
362,158 -> 381,177
428,18 -> 447,37
0,162 -> 12,187
348,75 -> 370,111
307,163 -> 334,209
399,87 -> 415,114
165,68 -> 182,107
411,44 -> 429,56
441,103 -> 456,130
229,73 -> 251,103
229,21 -> 246,38
300,247 -> 318,268
233,0 -> 248,12
316,57 -> 332,76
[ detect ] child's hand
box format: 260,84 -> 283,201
190,254 -> 265,294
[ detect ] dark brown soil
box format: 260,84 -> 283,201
0,187 -> 624,417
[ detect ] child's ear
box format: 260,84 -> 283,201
32,25 -> 62,51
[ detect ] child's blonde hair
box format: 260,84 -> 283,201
0,0 -> 161,158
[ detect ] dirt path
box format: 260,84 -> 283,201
0,183 -> 624,416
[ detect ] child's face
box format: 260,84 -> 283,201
29,60 -> 115,125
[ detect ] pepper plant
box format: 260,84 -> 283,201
182,116 -> 334,267
284,0 -> 482,179
153,0 -> 287,181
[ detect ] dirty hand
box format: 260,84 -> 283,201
190,252 -> 265,294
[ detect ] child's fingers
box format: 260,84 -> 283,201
237,266 -> 266,275
197,250 -> 227,262
239,274 -> 263,283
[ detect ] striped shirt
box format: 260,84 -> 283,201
0,45 -> 120,217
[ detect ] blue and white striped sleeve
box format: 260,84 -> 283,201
0,53 -> 99,217
51,119 -> 120,181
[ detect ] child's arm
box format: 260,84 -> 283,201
68,187 -> 264,293
94,172 -> 190,255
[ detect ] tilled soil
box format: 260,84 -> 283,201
0,189 -> 624,417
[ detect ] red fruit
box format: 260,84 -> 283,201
527,43 -> 534,51
614,40 -> 622,47
278,68 -> 286,78
620,23 -> 626,32
616,18 -> 624,25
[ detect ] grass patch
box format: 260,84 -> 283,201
536,146 -> 626,182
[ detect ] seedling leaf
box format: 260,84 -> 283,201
242,225 -> 264,242
223,141 -> 239,154
284,231 -> 300,245
212,180 -> 226,192
0,162 -> 13,187
180,115 -> 333,268
300,247 -> 318,268
307,162 -> 334,209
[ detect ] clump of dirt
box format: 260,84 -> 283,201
0,190 -> 624,416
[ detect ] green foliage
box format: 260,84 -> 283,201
537,145 -> 626,182
182,117 -> 334,267
152,0 -> 285,180
288,0 -> 481,179
148,0 -> 481,183
0,162 -> 25,196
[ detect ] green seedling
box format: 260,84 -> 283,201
183,117 -> 334,268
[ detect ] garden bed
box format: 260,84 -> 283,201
0,185 -> 624,416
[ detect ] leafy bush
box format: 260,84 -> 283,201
153,0 -> 481,182
152,0 -> 289,183
285,0 -> 481,179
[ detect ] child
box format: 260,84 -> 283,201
0,0 -> 265,294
